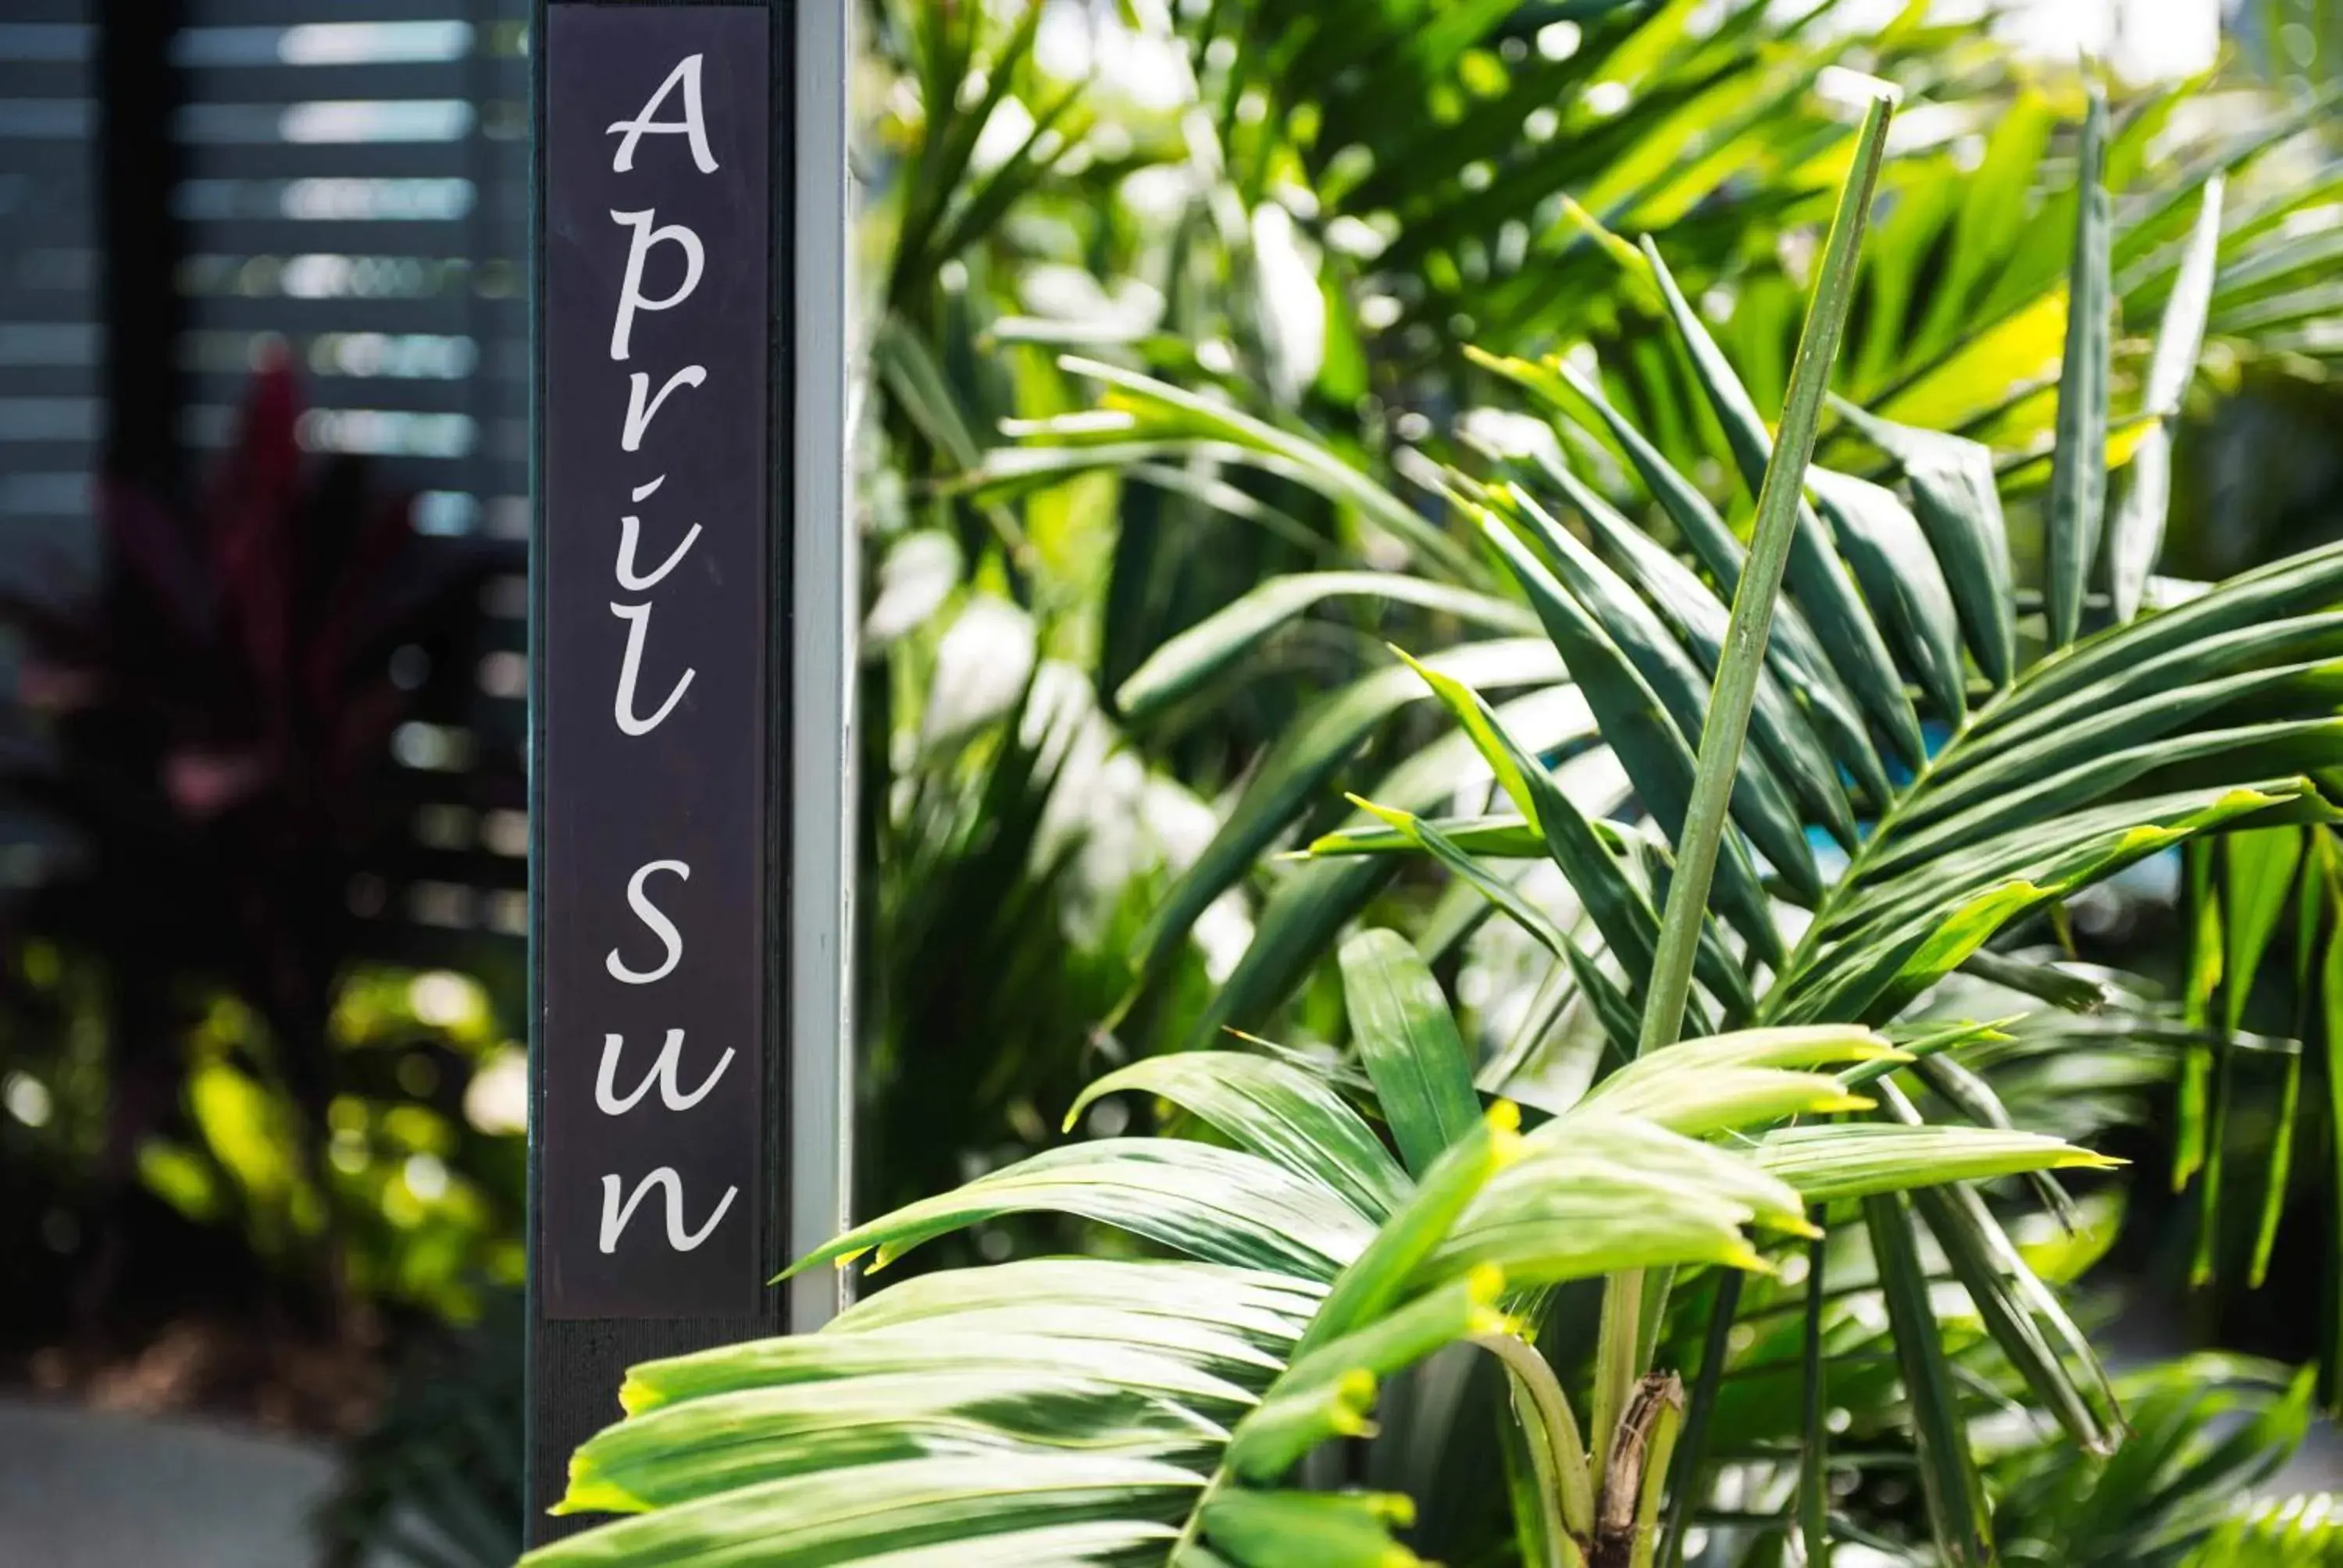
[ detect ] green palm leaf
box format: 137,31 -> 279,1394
529,994 -> 2099,1567
2047,81 -> 2114,649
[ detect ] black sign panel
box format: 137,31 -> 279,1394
540,4 -> 771,1320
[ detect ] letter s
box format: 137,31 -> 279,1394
606,859 -> 688,984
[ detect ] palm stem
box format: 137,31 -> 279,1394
1478,1330 -> 1597,1546
1658,1272 -> 1745,1568
1799,1226 -> 1832,1566
1595,83 -> 1897,1553
1630,1385 -> 1685,1568
1592,1374 -> 1687,1568
1639,87 -> 1898,1057
1592,1277 -> 1643,1484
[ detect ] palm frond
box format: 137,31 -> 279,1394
523,969 -> 2098,1567
1993,1355 -> 2322,1567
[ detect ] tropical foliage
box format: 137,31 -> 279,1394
858,0 -> 2343,1199
527,56 -> 2343,1563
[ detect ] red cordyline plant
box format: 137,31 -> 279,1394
0,351 -> 518,1307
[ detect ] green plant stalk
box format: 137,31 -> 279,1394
1595,84 -> 1896,1536
2046,79 -> 2111,648
1638,87 -> 1897,1058
1799,1226 -> 1831,1567
1633,1263 -> 1674,1374
1629,1384 -> 1685,1568
1658,1273 -> 1745,1568
1592,1374 -> 1685,1568
1504,1413 -> 1583,1568
2325,864 -> 2343,1417
1478,1329 -> 1598,1549
1591,1277 -> 1642,1492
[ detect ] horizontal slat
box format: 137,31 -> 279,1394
0,147 -> 101,187
0,19 -> 95,65
0,69 -> 95,98
177,172 -> 491,219
177,183 -> 523,227
5,246 -> 100,287
186,0 -> 526,27
0,14 -> 96,42
189,324 -> 527,363
178,61 -> 527,105
177,141 -> 530,183
0,187 -> 99,228
182,327 -> 494,379
181,289 -> 527,323
0,102 -> 98,140
0,396 -> 98,441
0,324 -> 101,366
177,97 -> 480,145
179,138 -> 502,179
183,403 -> 499,467
382,757 -> 526,809
180,248 -> 489,296
179,293 -> 480,334
0,367 -> 102,403
0,470 -> 95,518
179,219 -> 497,258
390,779 -> 530,816
216,308 -> 526,347
0,46 -> 95,73
184,375 -> 505,419
177,20 -> 480,67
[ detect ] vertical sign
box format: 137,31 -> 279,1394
530,0 -> 851,1540
542,4 -> 769,1319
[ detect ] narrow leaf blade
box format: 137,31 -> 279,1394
2048,82 -> 2114,647
1341,929 -> 1483,1178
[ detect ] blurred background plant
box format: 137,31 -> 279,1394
0,351 -> 527,1433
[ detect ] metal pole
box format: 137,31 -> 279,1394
788,0 -> 856,1335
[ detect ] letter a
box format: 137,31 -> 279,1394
606,860 -> 688,983
610,600 -> 695,736
597,1030 -> 735,1114
606,55 -> 719,174
598,1168 -> 737,1253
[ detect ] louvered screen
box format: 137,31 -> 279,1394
0,6 -> 101,894
0,6 -> 102,600
170,2 -> 531,950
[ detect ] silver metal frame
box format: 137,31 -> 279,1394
788,0 -> 855,1331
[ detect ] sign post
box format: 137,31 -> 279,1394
526,0 -> 851,1539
